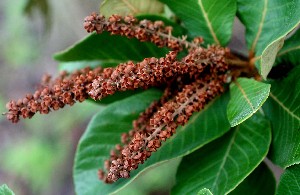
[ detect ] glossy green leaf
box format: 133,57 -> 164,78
237,0 -> 300,79
172,112 -> 271,195
263,66 -> 300,167
276,29 -> 300,66
74,89 -> 163,195
0,184 -> 15,195
74,93 -> 231,195
227,78 -> 270,127
198,188 -> 213,195
54,32 -> 168,62
100,0 -> 164,17
276,164 -> 300,195
229,162 -> 276,195
160,0 -> 236,46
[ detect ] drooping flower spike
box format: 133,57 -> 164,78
5,13 -> 231,185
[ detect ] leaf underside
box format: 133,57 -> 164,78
237,0 -> 300,79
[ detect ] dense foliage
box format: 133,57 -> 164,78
2,0 -> 300,194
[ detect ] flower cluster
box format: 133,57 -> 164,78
5,13 -> 230,184
98,74 -> 226,183
90,46 -> 228,100
84,12 -> 202,51
4,67 -> 102,123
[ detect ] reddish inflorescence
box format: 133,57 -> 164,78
83,12 -> 203,51
5,67 -> 102,123
4,13 -> 230,184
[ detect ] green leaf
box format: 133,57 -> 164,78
100,0 -> 164,17
227,78 -> 270,127
276,164 -> 300,195
160,0 -> 236,46
54,32 -> 168,62
74,93 -> 231,195
172,112 -> 272,195
0,184 -> 15,195
263,66 -> 300,167
276,29 -> 300,66
198,188 -> 213,195
237,0 -> 300,79
229,162 -> 276,195
74,89 -> 163,195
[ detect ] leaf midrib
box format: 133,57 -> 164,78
197,0 -> 220,45
269,92 -> 300,121
121,0 -> 139,13
277,45 -> 300,56
211,127 -> 239,192
251,0 -> 268,52
234,80 -> 255,112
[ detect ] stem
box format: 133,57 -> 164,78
226,59 -> 249,67
112,22 -> 200,49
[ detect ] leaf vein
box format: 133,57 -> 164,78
234,80 -> 255,112
251,0 -> 268,52
269,92 -> 300,121
197,0 -> 220,45
211,127 -> 239,190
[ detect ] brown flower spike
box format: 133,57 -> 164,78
4,67 -> 102,123
5,13 -> 231,184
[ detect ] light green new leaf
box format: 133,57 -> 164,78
74,93 -> 231,195
198,188 -> 213,195
172,112 -> 271,195
263,66 -> 300,167
276,164 -> 300,195
0,184 -> 15,195
160,0 -> 236,46
276,29 -> 300,66
227,78 -> 270,127
237,0 -> 300,79
229,162 -> 276,195
100,0 -> 164,17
